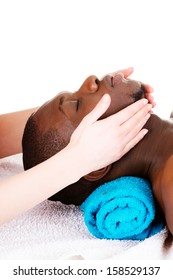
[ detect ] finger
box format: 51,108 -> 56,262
121,104 -> 152,133
141,82 -> 155,107
121,112 -> 151,145
120,129 -> 148,157
145,93 -> 156,107
109,67 -> 134,79
142,83 -> 154,93
118,112 -> 150,151
108,98 -> 149,125
119,67 -> 134,78
78,94 -> 111,128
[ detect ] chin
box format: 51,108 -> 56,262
131,84 -> 146,102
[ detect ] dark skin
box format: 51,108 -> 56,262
32,71 -> 173,236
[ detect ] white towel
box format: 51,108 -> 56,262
0,154 -> 173,260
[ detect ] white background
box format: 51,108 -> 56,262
0,0 -> 172,118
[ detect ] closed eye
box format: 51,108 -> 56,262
111,76 -> 114,87
76,99 -> 80,111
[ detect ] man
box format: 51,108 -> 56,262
22,69 -> 153,206
23,69 -> 173,241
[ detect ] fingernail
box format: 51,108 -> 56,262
102,94 -> 110,103
142,98 -> 148,105
147,104 -> 152,111
146,113 -> 151,120
143,129 -> 148,136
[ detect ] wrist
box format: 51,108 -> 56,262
64,144 -> 86,182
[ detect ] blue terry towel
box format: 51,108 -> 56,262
81,176 -> 164,240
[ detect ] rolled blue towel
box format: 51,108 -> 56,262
81,176 -> 164,240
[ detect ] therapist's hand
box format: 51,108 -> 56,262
68,94 -> 152,176
114,67 -> 155,107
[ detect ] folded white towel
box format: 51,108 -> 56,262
0,154 -> 172,260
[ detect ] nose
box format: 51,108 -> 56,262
78,75 -> 99,94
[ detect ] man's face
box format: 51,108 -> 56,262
33,71 -> 145,142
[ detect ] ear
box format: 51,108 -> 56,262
83,165 -> 112,182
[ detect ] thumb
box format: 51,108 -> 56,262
71,94 -> 111,137
70,94 -> 111,140
121,67 -> 134,78
83,94 -> 111,125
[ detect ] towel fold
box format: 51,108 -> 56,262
81,176 -> 164,240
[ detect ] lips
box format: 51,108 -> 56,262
109,73 -> 125,87
110,73 -> 146,101
104,72 -> 145,102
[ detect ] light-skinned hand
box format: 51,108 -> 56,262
69,94 -> 152,175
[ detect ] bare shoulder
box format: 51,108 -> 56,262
160,155 -> 173,235
159,155 -> 173,210
160,155 -> 173,194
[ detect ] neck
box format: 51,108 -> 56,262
110,114 -> 173,182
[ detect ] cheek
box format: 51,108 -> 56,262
73,109 -> 91,127
59,121 -> 76,145
101,94 -> 134,119
74,98 -> 101,125
65,94 -> 104,127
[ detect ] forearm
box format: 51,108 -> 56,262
0,108 -> 38,158
0,145 -> 82,224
